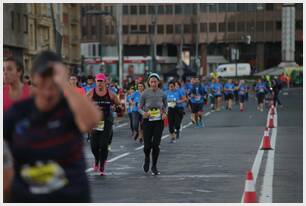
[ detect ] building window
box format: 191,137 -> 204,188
246,22 -> 255,32
123,25 -> 129,34
227,3 -> 237,12
148,5 -> 156,14
166,24 -> 174,34
296,3 -> 303,10
209,23 -> 217,32
139,25 -> 147,33
192,24 -> 197,33
256,4 -> 265,11
92,44 -> 96,57
157,25 -> 164,34
158,4 -> 164,14
130,25 -> 138,33
165,4 -> 173,14
98,44 -> 102,56
110,25 -> 114,34
296,20 -> 303,30
82,26 -> 87,36
91,26 -> 96,35
139,5 -> 146,14
237,4 -> 246,11
276,21 -> 281,30
63,13 -> 69,24
265,4 -> 274,11
265,21 -> 273,31
219,3 -> 227,12
175,24 -> 182,34
23,14 -> 28,33
192,4 -> 198,14
123,5 -> 129,15
200,23 -> 207,32
256,21 -> 264,32
184,4 -> 193,15
237,22 -> 245,32
184,24 -> 191,33
175,4 -> 183,14
130,5 -> 138,15
208,4 -> 217,12
228,22 -> 236,32
219,23 -> 226,32
17,13 -> 21,31
104,25 -> 110,35
200,4 -> 208,12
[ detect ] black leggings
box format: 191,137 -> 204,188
143,119 -> 164,166
168,107 -> 182,134
90,120 -> 113,167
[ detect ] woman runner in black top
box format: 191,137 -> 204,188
88,73 -> 121,176
3,51 -> 101,203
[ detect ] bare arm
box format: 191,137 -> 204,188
53,63 -> 102,133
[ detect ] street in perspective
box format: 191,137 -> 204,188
3,2 -> 303,203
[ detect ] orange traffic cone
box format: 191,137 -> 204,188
243,170 -> 257,203
267,116 -> 275,128
261,130 -> 272,150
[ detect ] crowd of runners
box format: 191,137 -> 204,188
3,50 -> 286,202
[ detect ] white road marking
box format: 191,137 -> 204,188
107,152 -> 130,163
114,122 -> 128,129
259,113 -> 278,202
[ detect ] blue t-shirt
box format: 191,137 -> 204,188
131,91 -> 141,112
184,83 -> 193,96
4,97 -> 89,199
166,90 -> 180,108
126,94 -> 133,113
224,83 -> 235,95
239,84 -> 247,96
83,83 -> 96,93
190,84 -> 206,103
212,83 -> 223,96
255,83 -> 267,94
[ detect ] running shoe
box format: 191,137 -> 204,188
99,166 -> 105,176
108,145 -> 112,151
143,157 -> 150,173
198,120 -> 204,128
151,165 -> 160,175
93,163 -> 99,172
176,131 -> 180,139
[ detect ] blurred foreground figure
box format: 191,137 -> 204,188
4,50 -> 101,203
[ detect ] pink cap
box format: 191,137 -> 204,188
96,73 -> 106,81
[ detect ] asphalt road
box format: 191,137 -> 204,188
83,88 -> 303,203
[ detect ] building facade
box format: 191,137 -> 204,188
4,3 -> 81,74
80,3 -> 303,77
3,4 -> 28,71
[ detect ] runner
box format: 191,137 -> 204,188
238,79 -> 247,112
126,85 -> 135,138
224,79 -> 235,110
4,57 -> 31,111
4,51 -> 101,202
271,76 -> 283,107
136,82 -> 146,143
255,78 -> 267,112
83,75 -> 96,94
189,76 -> 206,128
212,78 -> 223,112
69,74 -> 86,96
209,78 -> 216,111
233,80 -> 240,105
88,73 -> 121,176
175,80 -> 187,139
166,81 -> 180,143
139,73 -> 167,175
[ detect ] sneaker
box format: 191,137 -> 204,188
170,138 -> 176,143
151,165 -> 160,175
93,163 -> 99,172
108,145 -> 112,151
139,138 -> 143,144
143,157 -> 150,173
176,131 -> 180,139
99,166 -> 105,176
199,120 -> 204,128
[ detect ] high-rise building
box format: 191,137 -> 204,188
80,3 -> 303,77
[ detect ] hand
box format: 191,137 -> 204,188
52,63 -> 69,89
143,112 -> 150,118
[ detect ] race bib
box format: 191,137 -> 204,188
148,109 -> 161,121
168,101 -> 176,108
195,95 -> 201,101
20,161 -> 68,194
95,121 -> 105,131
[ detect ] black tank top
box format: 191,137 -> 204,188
92,88 -> 112,119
